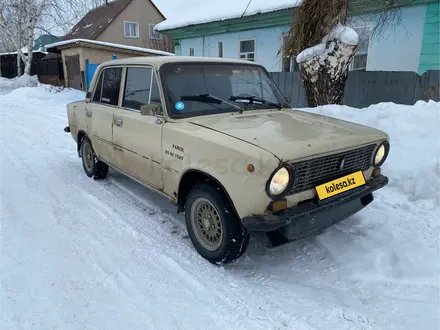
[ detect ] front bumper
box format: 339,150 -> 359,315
242,174 -> 389,233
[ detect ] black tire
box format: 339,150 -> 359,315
185,183 -> 250,264
80,137 -> 109,179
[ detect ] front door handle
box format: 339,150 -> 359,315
86,110 -> 92,117
114,119 -> 123,127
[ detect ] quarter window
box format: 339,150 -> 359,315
124,21 -> 139,38
100,67 -> 122,106
150,74 -> 161,104
239,39 -> 255,62
92,72 -> 104,102
122,67 -> 162,111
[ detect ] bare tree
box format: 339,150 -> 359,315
0,29 -> 15,52
144,36 -> 175,53
0,0 -> 39,76
284,0 -> 412,107
0,0 -> 102,76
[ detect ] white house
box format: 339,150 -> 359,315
155,0 -> 439,74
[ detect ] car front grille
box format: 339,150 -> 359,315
287,144 -> 376,195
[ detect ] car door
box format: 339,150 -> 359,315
112,66 -> 164,189
85,66 -> 123,164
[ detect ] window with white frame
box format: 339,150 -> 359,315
350,26 -> 371,71
239,39 -> 255,62
149,24 -> 161,40
281,33 -> 299,72
124,21 -> 139,38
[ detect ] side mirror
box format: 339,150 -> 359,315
140,103 -> 162,116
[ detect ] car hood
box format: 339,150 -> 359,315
188,110 -> 388,161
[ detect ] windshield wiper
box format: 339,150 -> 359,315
181,94 -> 244,113
230,95 -> 283,110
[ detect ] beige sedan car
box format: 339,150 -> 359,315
64,56 -> 390,264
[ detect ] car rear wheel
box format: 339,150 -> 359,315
80,137 -> 108,179
185,183 -> 250,264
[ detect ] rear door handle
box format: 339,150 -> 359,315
86,110 -> 92,117
114,118 -> 123,127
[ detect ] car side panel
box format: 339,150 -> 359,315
85,103 -> 116,164
67,101 -> 86,142
161,122 -> 279,219
112,109 -> 164,189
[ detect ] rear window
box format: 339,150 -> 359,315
101,67 -> 122,106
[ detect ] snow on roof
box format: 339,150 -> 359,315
44,39 -> 174,56
155,0 -> 302,31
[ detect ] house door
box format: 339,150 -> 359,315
65,55 -> 82,90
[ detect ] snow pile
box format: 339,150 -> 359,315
297,23 -> 358,64
3,84 -> 85,103
0,74 -> 40,90
301,100 -> 440,208
154,0 -> 302,31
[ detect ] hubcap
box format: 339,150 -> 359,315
83,142 -> 94,171
190,197 -> 223,251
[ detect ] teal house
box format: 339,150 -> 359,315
156,0 -> 439,74
33,34 -> 63,51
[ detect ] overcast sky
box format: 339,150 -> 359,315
151,0 -> 206,19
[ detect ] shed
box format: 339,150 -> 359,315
45,39 -> 174,90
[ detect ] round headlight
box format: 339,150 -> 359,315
373,141 -> 390,166
269,167 -> 290,196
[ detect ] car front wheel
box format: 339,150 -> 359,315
185,183 -> 250,264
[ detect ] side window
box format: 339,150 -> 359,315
122,67 -> 162,112
101,67 -> 122,106
123,67 -> 153,110
92,71 -> 103,102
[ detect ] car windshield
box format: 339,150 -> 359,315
159,63 -> 288,118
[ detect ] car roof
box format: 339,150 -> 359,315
102,55 -> 263,69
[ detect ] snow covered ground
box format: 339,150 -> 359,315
1,82 -> 439,330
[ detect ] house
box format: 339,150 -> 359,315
155,0 -> 439,75
44,0 -> 173,90
64,0 -> 166,48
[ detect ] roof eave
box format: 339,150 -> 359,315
157,0 -> 437,39
45,39 -> 174,56
158,9 -> 294,39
